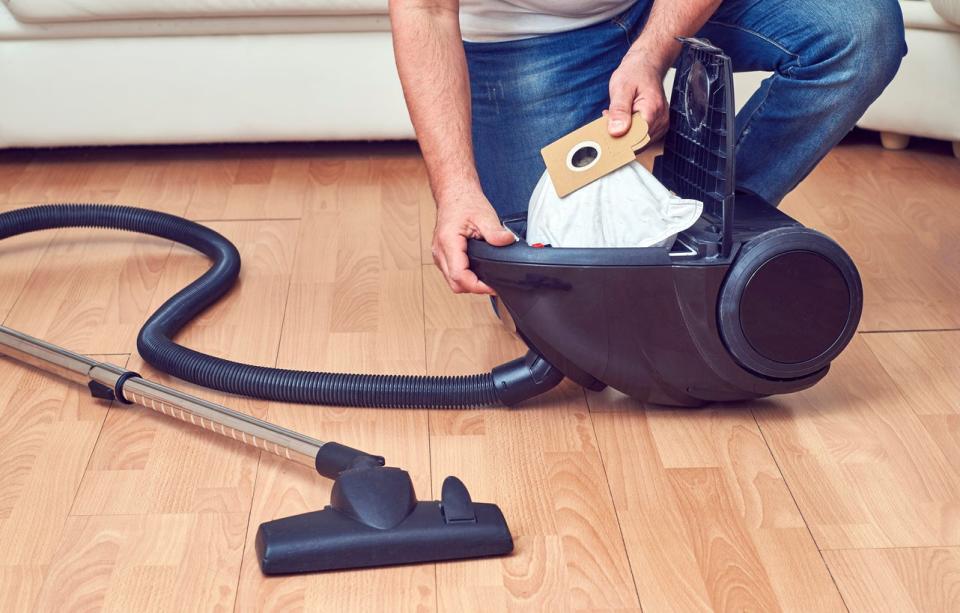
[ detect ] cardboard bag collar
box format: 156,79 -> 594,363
540,112 -> 652,198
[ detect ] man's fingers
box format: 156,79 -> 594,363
607,75 -> 635,136
636,93 -> 668,140
443,239 -> 494,295
432,242 -> 451,283
437,241 -> 461,293
451,266 -> 493,295
433,198 -> 510,295
475,216 -> 516,247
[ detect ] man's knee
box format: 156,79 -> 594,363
814,0 -> 906,90
857,0 -> 906,88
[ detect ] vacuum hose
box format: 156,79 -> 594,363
0,204 -> 562,408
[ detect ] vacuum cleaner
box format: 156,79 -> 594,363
469,37 -> 862,406
0,38 -> 861,574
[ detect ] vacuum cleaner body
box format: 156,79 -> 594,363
469,38 -> 862,406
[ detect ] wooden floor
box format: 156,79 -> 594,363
1,133 -> 958,612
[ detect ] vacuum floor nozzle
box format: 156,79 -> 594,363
256,467 -> 513,574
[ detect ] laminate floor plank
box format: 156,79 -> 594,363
72,220 -> 297,517
44,220 -> 297,612
755,334 -> 960,551
588,393 -> 846,613
2,150 -> 102,207
0,147 -> 204,214
0,149 -> 35,206
0,354 -> 126,612
34,512 -> 247,613
3,227 -> 174,355
824,546 -> 960,613
0,232 -> 56,324
236,156 -> 438,612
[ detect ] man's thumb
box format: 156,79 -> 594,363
607,84 -> 634,136
607,107 -> 633,137
479,219 -> 516,247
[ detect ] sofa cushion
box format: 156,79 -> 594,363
930,0 -> 960,25
0,4 -> 389,39
902,0 -> 960,32
3,0 -> 957,40
4,0 -> 387,23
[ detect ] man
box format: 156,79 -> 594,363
389,0 -> 906,294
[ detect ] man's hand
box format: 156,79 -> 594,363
432,192 -> 515,294
606,50 -> 670,141
605,0 -> 722,140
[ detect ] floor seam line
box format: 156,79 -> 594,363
228,217 -> 300,611
415,189 -> 441,613
585,390 -> 646,613
822,544 -> 960,552
2,227 -> 63,328
190,217 -> 302,223
859,328 -> 960,335
36,353 -> 133,607
67,352 -> 134,519
231,450 -> 263,613
751,408 -> 851,612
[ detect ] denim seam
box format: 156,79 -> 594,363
734,71 -> 776,149
705,18 -> 800,149
705,20 -> 803,76
611,16 -> 631,44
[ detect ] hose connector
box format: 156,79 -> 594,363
491,350 -> 565,406
315,442 -> 385,479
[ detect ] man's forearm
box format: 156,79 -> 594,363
389,0 -> 480,203
629,0 -> 722,74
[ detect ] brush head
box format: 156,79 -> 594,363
255,468 -> 513,574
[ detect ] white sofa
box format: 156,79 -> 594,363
0,0 -> 957,157
0,0 -> 412,146
859,0 -> 960,157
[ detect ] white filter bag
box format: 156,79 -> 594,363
526,160 -> 703,248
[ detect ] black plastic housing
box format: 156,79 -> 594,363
468,38 -> 863,406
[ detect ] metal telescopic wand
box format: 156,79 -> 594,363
0,324 -> 379,477
0,323 -> 516,573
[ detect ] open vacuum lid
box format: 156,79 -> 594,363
654,37 -> 736,256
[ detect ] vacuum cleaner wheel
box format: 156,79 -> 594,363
718,227 -> 863,380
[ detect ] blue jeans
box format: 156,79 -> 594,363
464,0 -> 906,220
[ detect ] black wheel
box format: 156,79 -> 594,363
718,227 -> 862,379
